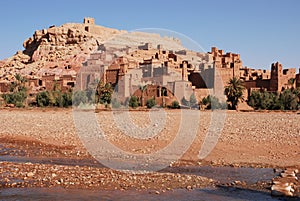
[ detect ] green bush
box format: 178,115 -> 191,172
99,90 -> 112,104
86,87 -> 95,103
181,97 -> 190,107
202,95 -> 227,110
73,90 -> 88,106
52,90 -> 64,107
146,98 -> 156,108
62,91 -> 73,107
247,90 -> 278,110
129,96 -> 139,108
36,91 -> 50,107
36,90 -> 73,108
247,89 -> 299,110
279,89 -> 298,110
2,90 -> 27,107
189,93 -> 197,107
2,74 -> 27,107
170,100 -> 180,109
111,97 -> 121,108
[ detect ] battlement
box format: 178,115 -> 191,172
83,17 -> 95,25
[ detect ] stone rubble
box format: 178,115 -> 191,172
0,161 -> 214,190
271,168 -> 299,197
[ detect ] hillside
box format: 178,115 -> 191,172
0,17 -> 183,82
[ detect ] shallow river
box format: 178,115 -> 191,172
0,144 -> 293,201
0,186 -> 286,201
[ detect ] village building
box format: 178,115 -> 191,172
77,44 -> 300,105
79,45 -> 196,104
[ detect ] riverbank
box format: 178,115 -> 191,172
0,109 -> 299,198
1,108 -> 299,168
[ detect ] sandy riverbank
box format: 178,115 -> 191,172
1,108 -> 299,168
0,108 -> 299,194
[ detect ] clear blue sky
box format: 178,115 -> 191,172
0,0 -> 299,70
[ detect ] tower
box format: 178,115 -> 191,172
182,61 -> 188,81
270,62 -> 282,92
83,17 -> 95,25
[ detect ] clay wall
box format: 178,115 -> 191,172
106,69 -> 119,86
0,82 -> 10,93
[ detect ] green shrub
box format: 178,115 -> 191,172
129,96 -> 139,108
181,97 -> 190,107
36,91 -> 50,107
2,90 -> 27,107
72,90 -> 88,106
170,100 -> 180,109
99,90 -> 112,104
279,89 -> 298,110
112,97 -> 121,108
52,90 -> 64,107
146,98 -> 156,108
62,91 -> 73,107
247,89 -> 299,110
86,87 -> 95,103
202,95 -> 226,110
189,93 -> 197,107
36,90 -> 73,108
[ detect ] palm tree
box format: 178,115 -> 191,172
225,77 -> 245,110
139,85 -> 147,107
96,81 -> 113,104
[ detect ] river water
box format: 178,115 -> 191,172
0,161 -> 286,200
0,186 -> 286,201
0,145 -> 293,200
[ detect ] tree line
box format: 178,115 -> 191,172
1,75 -> 299,110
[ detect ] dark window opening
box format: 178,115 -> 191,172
67,82 -> 75,87
161,87 -> 167,96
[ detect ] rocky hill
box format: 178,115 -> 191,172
0,18 -> 127,81
0,18 -> 184,82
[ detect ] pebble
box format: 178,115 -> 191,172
27,172 -> 34,177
